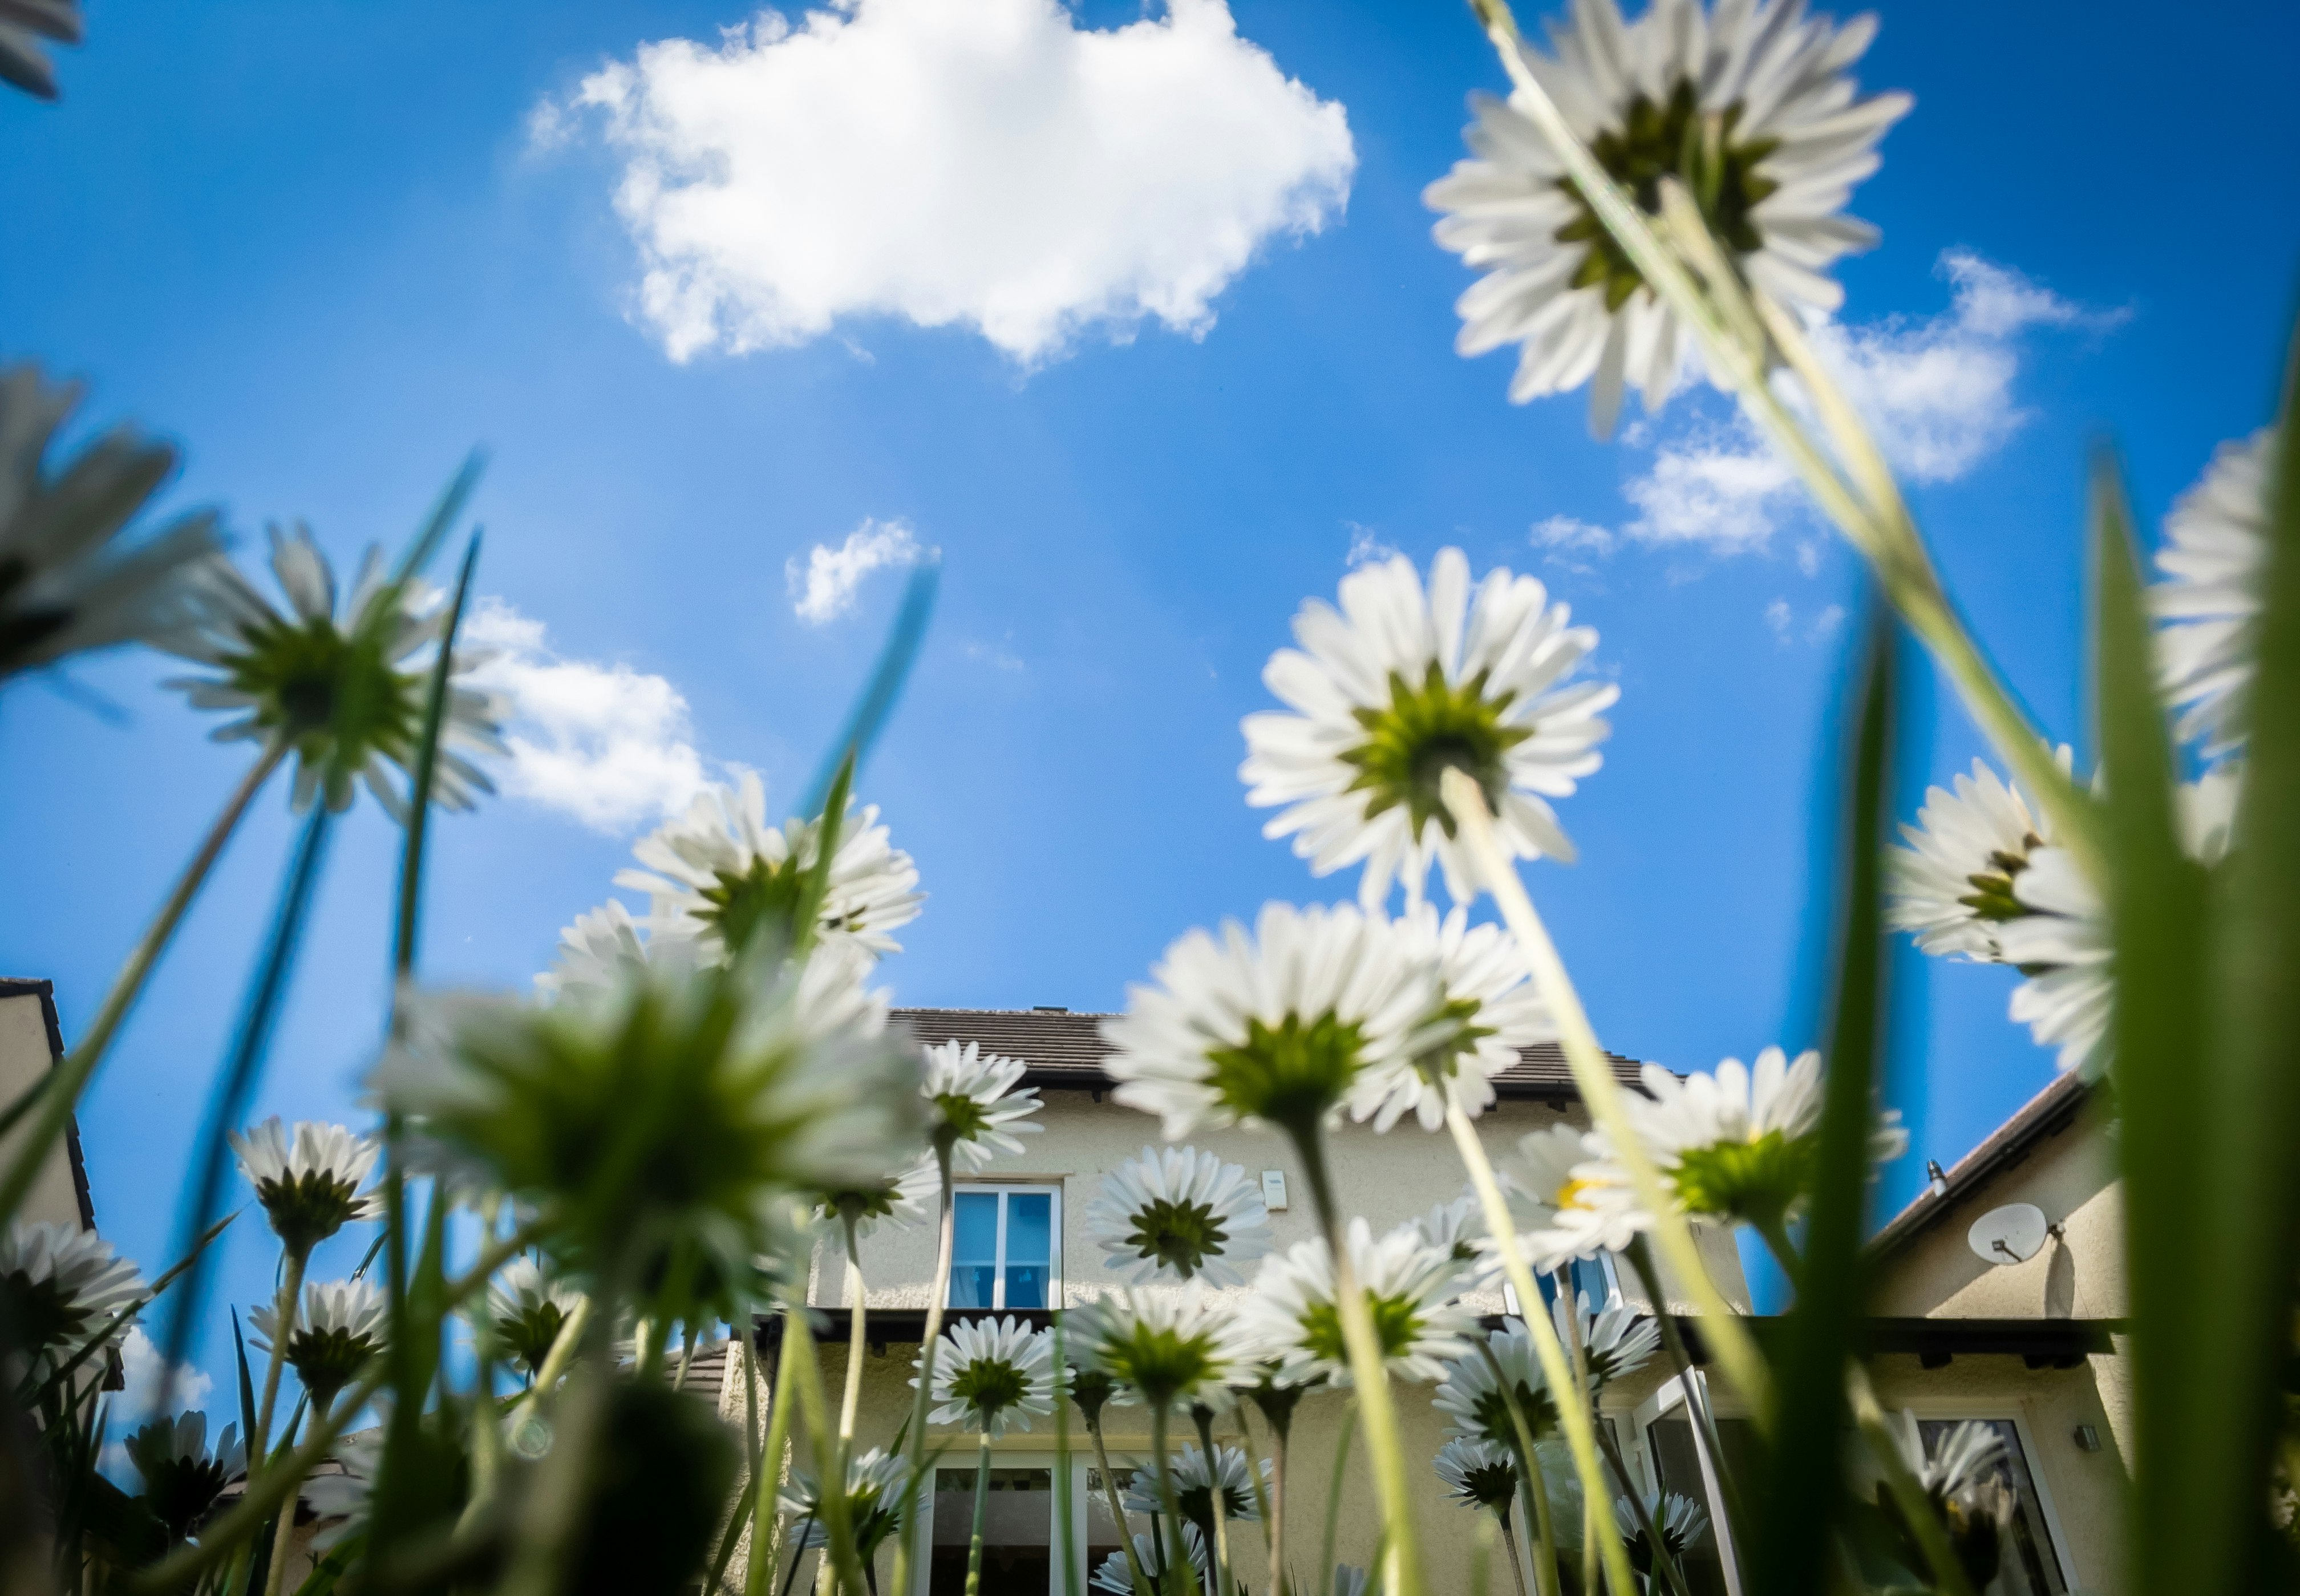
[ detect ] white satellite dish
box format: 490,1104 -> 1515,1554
1968,1202 -> 2051,1266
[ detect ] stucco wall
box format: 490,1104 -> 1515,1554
0,987 -> 88,1232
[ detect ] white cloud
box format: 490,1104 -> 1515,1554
963,637 -> 1024,671
1764,598 -> 1793,642
788,518 -> 926,624
1344,522 -> 1398,568
464,599 -> 710,832
554,0 -> 1355,364
101,1328 -> 212,1476
1764,597 -> 1848,647
1615,250 -> 2109,553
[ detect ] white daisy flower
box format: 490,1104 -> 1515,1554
1887,755 -> 2066,961
533,901 -> 654,1002
1102,902 -> 1443,1143
1235,1218 -> 1479,1388
371,939 -> 924,1303
1241,550 -> 1616,909
1435,1318 -> 1560,1447
616,772 -> 922,962
475,1256 -> 587,1378
1425,0 -> 1910,432
1331,1565 -> 1370,1596
915,1314 -> 1056,1437
1411,1192 -> 1487,1268
163,523 -> 507,816
303,1431 -> 383,1552
1092,1525 -> 1206,1595
813,1154 -> 939,1239
1435,1435 -> 1520,1512
778,1447 -> 909,1562
0,366 -> 218,678
124,1410 -> 245,1542
1589,1048 -> 1905,1229
250,1277 -> 387,1412
1875,1411 -> 2006,1507
0,1220 -> 144,1374
1068,1289 -> 1252,1409
2153,428 -> 2276,756
920,1039 -> 1042,1174
1498,1123 -> 1648,1269
1565,1294 -> 1661,1391
1352,905 -> 1555,1132
1614,1489 -> 1710,1558
1087,1145 -> 1273,1287
1121,1442 -> 1270,1525
228,1117 -> 381,1256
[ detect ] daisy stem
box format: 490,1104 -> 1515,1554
839,1218 -> 868,1444
782,1307 -> 868,1595
892,1145 -> 958,1596
1845,1365 -> 1979,1596
1448,1103 -> 1631,1596
1751,1215 -> 1803,1294
1439,769 -> 1772,1423
507,1293 -> 592,1447
779,1518 -> 818,1596
1496,1505 -> 1531,1596
249,1245 -> 307,1473
1086,1415 -> 1153,1596
1286,1130 -> 1427,1596
1150,1403 -> 1194,1596
1256,1414 -> 1288,1596
0,743 -> 283,1228
1479,1339 -> 1558,1596
748,1323 -> 806,1596
1318,1403 -> 1355,1596
1188,1406 -> 1237,1596
1619,1243 -> 1745,1552
963,1433 -> 993,1596
1595,1421 -> 1694,1596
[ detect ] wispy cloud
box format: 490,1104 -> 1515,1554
100,1328 -> 212,1477
787,518 -> 927,625
464,599 -> 709,832
1766,597 -> 1849,646
1344,521 -> 1399,568
544,0 -> 1355,365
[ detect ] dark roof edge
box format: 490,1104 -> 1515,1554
0,978 -> 96,1232
1868,1072 -> 2091,1262
1010,1062 -> 1588,1103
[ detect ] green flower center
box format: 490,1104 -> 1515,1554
699,854 -> 809,957
1412,995 -> 1494,1088
1957,838 -> 2043,924
139,1453 -> 232,1541
1099,1326 -> 1220,1408
949,1355 -> 1028,1421
1176,1478 -> 1252,1532
1556,80 -> 1779,311
500,1300 -> 571,1374
1669,1129 -> 1815,1227
933,1092 -> 993,1152
1121,1198 -> 1228,1279
1465,1378 -> 1558,1446
0,1270 -> 95,1358
1205,1013 -> 1368,1134
220,610 -> 426,793
1301,1290 -> 1422,1372
288,1327 -> 382,1406
1454,1458 -> 1519,1510
1342,665 -> 1528,842
255,1171 -> 365,1257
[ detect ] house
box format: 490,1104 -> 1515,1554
721,1006 -> 1755,1596
0,977 -> 100,1236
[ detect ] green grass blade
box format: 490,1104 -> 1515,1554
2091,448 -> 2218,1594
392,532 -> 482,983
387,451 -> 487,586
800,557 -> 939,819
1748,609 -> 1893,1596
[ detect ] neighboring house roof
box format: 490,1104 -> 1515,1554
0,977 -> 98,1230
892,1005 -> 1647,1100
1868,1071 -> 2092,1261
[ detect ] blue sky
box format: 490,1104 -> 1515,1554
5,0 -> 2297,1404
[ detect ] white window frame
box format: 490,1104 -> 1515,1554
1882,1399 -> 2081,1594
905,1452 -> 1098,1596
945,1182 -> 1063,1312
1501,1252 -> 1623,1318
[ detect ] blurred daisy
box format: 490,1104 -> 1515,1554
1236,1218 -> 1478,1388
1122,1442 -> 1269,1527
0,1220 -> 143,1375
250,1277 -> 387,1413
1435,1435 -> 1520,1513
1498,1122 -> 1646,1268
779,1447 -> 909,1564
1103,902 -> 1441,1144
1353,906 -> 1554,1132
228,1117 -> 380,1257
303,1431 -> 383,1552
1436,1318 -> 1561,1448
1887,756 -> 2064,961
1092,1525 -> 1206,1595
1068,1289 -> 1250,1409
0,365 -> 216,678
2153,428 -> 2276,756
1411,1192 -> 1486,1268
1426,0 -> 1909,432
1614,1490 -> 1710,1564
163,523 -> 505,816
1241,550 -> 1615,908
916,1314 -> 1055,1437
534,901 -> 653,1002
371,939 -> 922,1305
477,1256 -> 587,1379
813,1155 -> 939,1239
1087,1145 -> 1273,1287
617,773 -> 922,962
920,1039 -> 1041,1173
1565,1295 -> 1661,1391
124,1411 -> 244,1542
1331,1566 -> 1370,1596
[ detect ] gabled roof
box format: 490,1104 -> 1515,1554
891,1006 -> 1647,1101
1868,1071 -> 2092,1260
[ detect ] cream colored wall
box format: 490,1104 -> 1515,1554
0,990 -> 87,1232
817,1091 -> 1751,1315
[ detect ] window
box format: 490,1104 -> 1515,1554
948,1185 -> 1060,1310
1501,1254 -> 1622,1317
1903,1418 -> 2070,1595
928,1465 -> 1055,1595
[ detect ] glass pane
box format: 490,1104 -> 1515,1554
930,1466 -> 1052,1595
1646,1416 -> 1732,1596
1570,1255 -> 1612,1309
1916,1419 -> 2069,1595
1005,1193 -> 1052,1309
950,1192 -> 999,1310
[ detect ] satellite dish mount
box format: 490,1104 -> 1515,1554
1967,1202 -> 2060,1266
